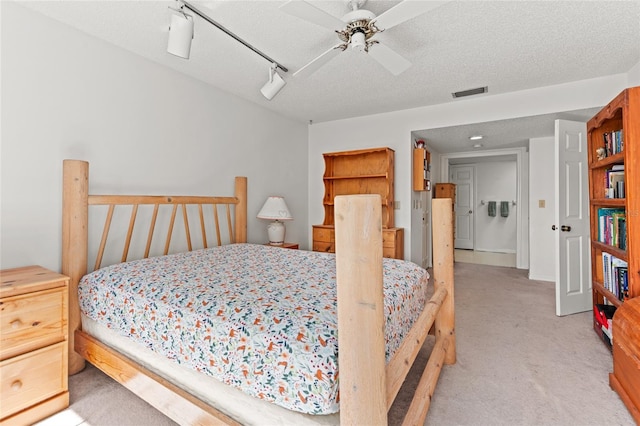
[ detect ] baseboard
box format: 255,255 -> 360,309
474,248 -> 516,254
528,273 -> 555,282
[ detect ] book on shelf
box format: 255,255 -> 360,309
603,129 -> 624,157
601,252 -> 628,301
598,207 -> 626,248
605,169 -> 625,198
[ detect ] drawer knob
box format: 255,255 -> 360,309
10,319 -> 22,329
11,380 -> 22,391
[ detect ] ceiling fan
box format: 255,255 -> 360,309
280,0 -> 447,77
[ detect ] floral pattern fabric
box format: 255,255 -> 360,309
79,243 -> 429,415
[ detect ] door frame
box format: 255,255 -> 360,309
440,147 -> 528,269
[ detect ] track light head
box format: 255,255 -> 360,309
261,64 -> 286,100
167,12 -> 194,59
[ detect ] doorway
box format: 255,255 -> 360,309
442,148 -> 527,269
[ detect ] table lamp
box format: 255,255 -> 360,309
257,196 -> 292,245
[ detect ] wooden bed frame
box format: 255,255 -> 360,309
61,159 -> 455,425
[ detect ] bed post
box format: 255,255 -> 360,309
234,176 -> 247,243
62,159 -> 89,375
432,198 -> 456,364
334,194 -> 387,425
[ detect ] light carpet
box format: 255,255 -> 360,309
37,262 -> 635,425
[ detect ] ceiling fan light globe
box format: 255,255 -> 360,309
350,31 -> 366,52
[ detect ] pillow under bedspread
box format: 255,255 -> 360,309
78,243 -> 429,415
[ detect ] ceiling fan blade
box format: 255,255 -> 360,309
372,0 -> 448,30
280,0 -> 345,31
367,42 -> 411,76
293,44 -> 343,78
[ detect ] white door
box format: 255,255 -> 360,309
554,119 -> 592,316
451,165 -> 474,249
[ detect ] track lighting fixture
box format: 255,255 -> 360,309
167,1 -> 288,98
167,10 -> 194,59
261,63 -> 286,101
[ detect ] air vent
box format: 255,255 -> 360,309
452,86 -> 488,98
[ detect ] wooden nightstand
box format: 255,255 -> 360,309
1,265 -> 69,425
265,242 -> 299,249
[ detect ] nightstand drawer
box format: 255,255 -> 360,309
1,341 -> 67,418
1,288 -> 66,360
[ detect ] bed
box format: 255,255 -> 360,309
62,159 -> 455,425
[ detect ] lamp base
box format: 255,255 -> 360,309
267,220 -> 286,245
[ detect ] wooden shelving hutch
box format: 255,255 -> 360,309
312,147 -> 404,259
587,86 -> 640,422
413,147 -> 431,191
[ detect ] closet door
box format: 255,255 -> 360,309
451,166 -> 474,249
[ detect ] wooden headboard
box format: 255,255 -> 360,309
61,159 -> 247,373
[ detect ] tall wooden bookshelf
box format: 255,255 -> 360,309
589,86 -> 640,422
587,86 -> 639,341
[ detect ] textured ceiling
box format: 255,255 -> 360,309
18,0 -> 640,152
413,107 -> 602,153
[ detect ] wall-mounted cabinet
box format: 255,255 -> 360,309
413,148 -> 431,191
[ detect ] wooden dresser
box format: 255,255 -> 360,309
313,225 -> 404,259
1,265 -> 69,425
312,147 -> 404,259
609,297 -> 640,422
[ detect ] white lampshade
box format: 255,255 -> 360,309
257,197 -> 292,245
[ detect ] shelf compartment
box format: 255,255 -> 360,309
593,281 -> 624,308
589,152 -> 625,169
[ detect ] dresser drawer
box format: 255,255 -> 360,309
1,341 -> 67,419
382,229 -> 398,247
312,227 -> 334,243
313,241 -> 335,253
383,247 -> 397,259
1,288 -> 66,360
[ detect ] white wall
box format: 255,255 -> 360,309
0,3 -> 309,272
473,161 -> 517,253
309,75 -> 628,261
628,60 -> 640,86
528,137 -> 556,281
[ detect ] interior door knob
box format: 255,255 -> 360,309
468,210 -> 473,214
561,225 -> 571,232
552,225 -> 557,230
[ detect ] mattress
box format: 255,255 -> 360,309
79,243 -> 429,415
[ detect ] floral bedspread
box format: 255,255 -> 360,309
79,243 -> 429,415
